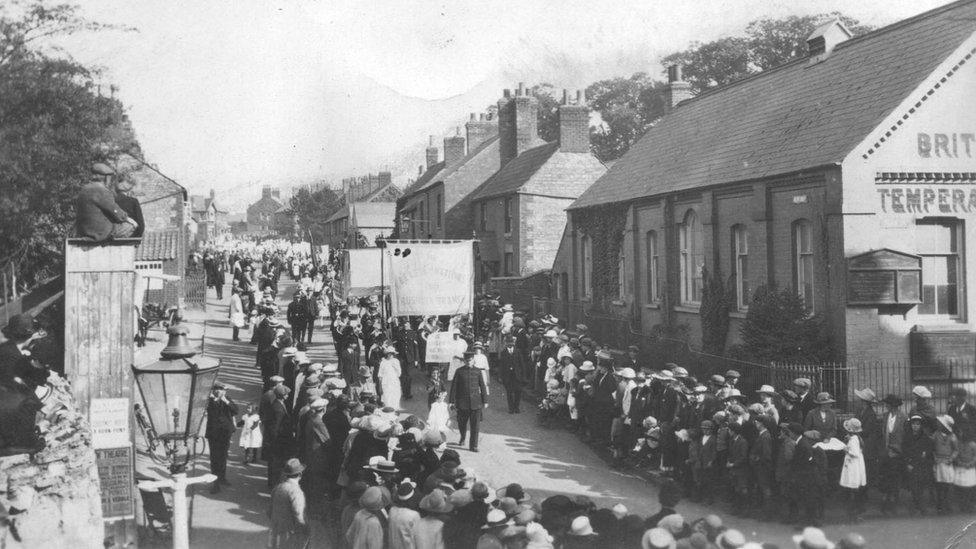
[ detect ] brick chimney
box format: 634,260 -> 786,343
426,136 -> 439,169
664,65 -> 693,112
443,127 -> 466,167
378,171 -> 392,189
558,89 -> 590,153
497,82 -> 539,168
368,173 -> 380,195
262,185 -> 273,199
465,112 -> 497,151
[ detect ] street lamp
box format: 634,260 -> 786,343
132,322 -> 221,549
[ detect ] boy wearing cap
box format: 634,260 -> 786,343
903,414 -> 934,515
268,458 -> 307,549
879,394 -> 907,514
206,382 -> 239,493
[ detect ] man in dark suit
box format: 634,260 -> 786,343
589,359 -> 618,444
287,290 -> 308,344
498,337 -> 524,413
266,384 -> 294,487
948,388 -> 975,442
449,352 -> 488,452
205,382 -> 239,493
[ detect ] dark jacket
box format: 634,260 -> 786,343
728,434 -> 749,469
498,347 -> 523,388
449,365 -> 487,411
114,193 -> 144,238
75,182 -> 129,242
287,300 -> 308,326
205,396 -> 239,438
803,408 -> 838,440
0,341 -> 33,386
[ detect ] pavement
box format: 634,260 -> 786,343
133,278 -> 976,549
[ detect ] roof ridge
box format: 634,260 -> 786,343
682,0 -> 976,105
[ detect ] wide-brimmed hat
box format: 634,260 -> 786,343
578,361 -> 595,372
723,389 -> 743,401
283,458 -> 305,477
360,486 -> 386,512
616,367 -> 636,380
309,398 -> 328,410
791,526 -> 834,549
2,313 -> 35,339
496,483 -> 531,504
652,370 -> 675,381
396,479 -> 417,501
843,418 -> 862,434
269,375 -> 285,384
854,388 -> 878,403
569,515 -> 594,536
673,366 -> 689,378
717,529 -> 747,548
937,414 -> 955,433
483,508 -> 511,529
814,392 -> 836,404
419,489 -> 454,514
912,385 -> 932,399
642,528 -> 675,549
756,385 -> 776,395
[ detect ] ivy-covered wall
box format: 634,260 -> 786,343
572,204 -> 628,309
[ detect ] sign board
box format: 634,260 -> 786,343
340,248 -> 391,299
389,241 -> 474,316
847,249 -> 922,306
96,445 -> 135,519
424,332 -> 457,363
90,398 -> 131,449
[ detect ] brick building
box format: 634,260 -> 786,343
396,115 -> 500,240
118,153 -> 189,306
246,186 -> 284,234
189,189 -> 227,246
470,85 -> 605,286
559,2 -> 976,399
325,177 -> 402,249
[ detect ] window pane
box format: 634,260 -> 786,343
917,223 -> 954,253
919,286 -> 935,314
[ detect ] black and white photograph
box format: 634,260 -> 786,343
1,0 -> 975,547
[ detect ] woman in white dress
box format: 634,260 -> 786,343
840,417 -> 867,520
378,347 -> 403,411
228,287 -> 245,341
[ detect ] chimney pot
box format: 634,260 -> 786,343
503,89 -> 511,98
429,135 -> 436,147
479,113 -> 485,121
518,82 -> 526,96
577,90 -> 585,104
562,89 -> 569,105
665,65 -> 693,111
470,113 -> 476,120
667,64 -> 683,83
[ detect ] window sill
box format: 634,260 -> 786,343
644,303 -> 661,310
729,310 -> 748,319
611,300 -> 625,307
912,320 -> 972,331
674,304 -> 701,314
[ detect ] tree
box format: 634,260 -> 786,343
699,267 -> 731,356
0,1 -> 137,287
287,186 -> 343,242
732,284 -> 833,364
662,13 -> 874,94
586,73 -> 667,162
529,84 -> 560,143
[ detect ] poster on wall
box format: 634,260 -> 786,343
388,241 -> 474,316
96,445 -> 135,519
90,397 -> 131,449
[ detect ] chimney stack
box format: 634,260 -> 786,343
664,64 -> 693,111
466,112 -> 497,152
558,89 -> 590,153
443,127 -> 466,167
497,82 -> 539,168
378,171 -> 392,189
425,135 -> 439,169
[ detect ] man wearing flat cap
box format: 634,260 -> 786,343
206,381 -> 239,493
75,162 -> 140,242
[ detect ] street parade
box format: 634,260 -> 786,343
2,1 -> 976,548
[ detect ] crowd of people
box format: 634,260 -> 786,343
192,240 -> 976,548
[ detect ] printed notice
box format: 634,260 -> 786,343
90,398 -> 131,449
96,445 -> 135,519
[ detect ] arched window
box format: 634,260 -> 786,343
731,224 -> 749,309
679,210 -> 703,304
792,219 -> 814,311
580,235 -> 592,298
646,230 -> 660,304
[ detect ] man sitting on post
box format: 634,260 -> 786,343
75,162 -> 140,242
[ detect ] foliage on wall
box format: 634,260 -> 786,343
574,205 -> 627,308
729,284 -> 833,364
700,267 -> 732,356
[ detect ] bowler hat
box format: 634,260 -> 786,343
2,313 -> 35,339
282,458 -> 305,477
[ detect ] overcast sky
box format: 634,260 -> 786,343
59,0 -> 950,210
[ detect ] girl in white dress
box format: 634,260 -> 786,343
238,404 -> 262,465
427,391 -> 451,445
840,417 -> 867,520
377,347 -> 403,411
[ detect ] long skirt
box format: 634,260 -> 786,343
935,461 -> 955,484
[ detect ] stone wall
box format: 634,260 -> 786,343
0,374 -> 103,548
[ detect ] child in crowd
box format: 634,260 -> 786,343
903,415 -> 934,515
840,418 -> 867,520
427,391 -> 451,445
238,404 -> 262,465
954,430 -> 976,513
427,368 -> 445,410
933,415 -> 958,514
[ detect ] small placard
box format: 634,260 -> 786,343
90,398 -> 131,449
96,445 -> 135,519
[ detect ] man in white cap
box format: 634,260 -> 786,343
910,385 -> 936,419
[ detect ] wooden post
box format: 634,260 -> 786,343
65,238 -> 141,548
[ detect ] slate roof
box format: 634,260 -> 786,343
468,142 -> 559,201
417,136 -> 500,193
467,142 -> 606,202
400,162 -> 446,200
136,229 -> 180,261
350,202 -> 396,228
325,205 -> 350,223
570,0 -> 976,210
361,182 -> 403,202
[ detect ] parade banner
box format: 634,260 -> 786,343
340,248 -> 391,298
424,331 -> 457,363
389,241 -> 474,316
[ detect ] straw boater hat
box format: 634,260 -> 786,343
854,388 -> 878,403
